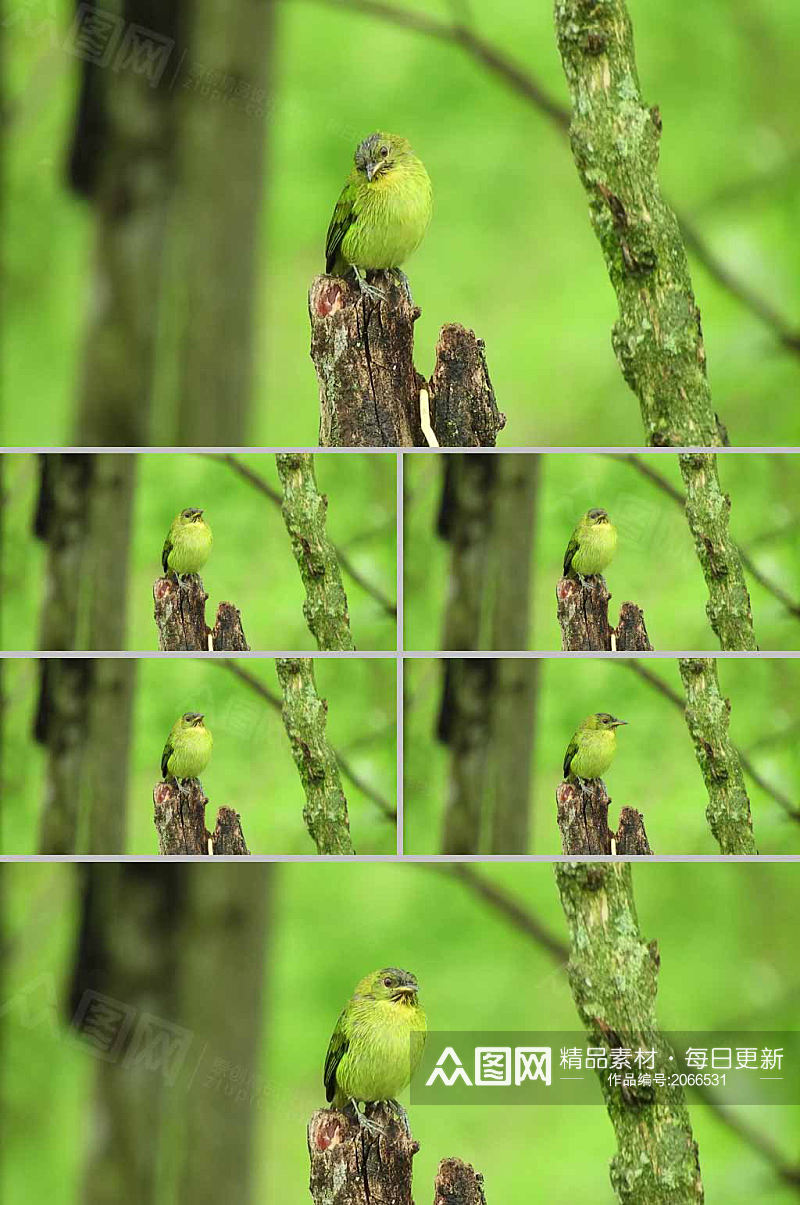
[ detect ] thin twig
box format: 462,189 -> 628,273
219,662 -> 396,820
208,453 -> 397,619
301,0 -> 800,360
623,661 -> 800,823
428,864 -> 568,963
611,454 -> 800,621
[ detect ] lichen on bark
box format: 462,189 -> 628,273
553,0 -> 722,447
678,658 -> 757,855
555,863 -> 704,1203
275,657 -> 355,854
678,455 -> 757,651
276,453 -> 356,651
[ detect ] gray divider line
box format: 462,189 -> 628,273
396,450 -> 405,857
3,853 -> 797,863
3,446 -> 799,455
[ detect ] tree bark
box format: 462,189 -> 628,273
556,779 -> 652,855
553,0 -> 723,447
311,275 -> 505,447
153,575 -> 250,651
678,454 -> 757,651
557,577 -> 652,651
275,453 -> 355,651
678,658 -> 757,855
308,1105 -> 417,1205
433,1159 -> 488,1205
307,1107 -> 488,1205
275,658 -> 355,854
170,0 -> 275,444
555,863 -> 704,1203
153,779 -> 249,855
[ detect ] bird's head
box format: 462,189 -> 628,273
357,967 -> 420,1007
585,508 -> 610,526
179,508 -> 205,525
181,712 -> 206,729
354,132 -> 413,183
585,712 -> 627,731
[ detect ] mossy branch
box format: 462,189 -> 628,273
678,455 -> 758,651
553,0 -> 722,447
276,453 -> 356,651
275,657 -> 355,854
678,659 -> 757,855
555,863 -> 704,1203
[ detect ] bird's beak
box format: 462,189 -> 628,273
365,162 -> 376,182
612,719 -> 628,727
393,985 -> 416,995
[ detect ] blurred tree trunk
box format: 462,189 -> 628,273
173,865 -> 272,1205
488,456 -> 539,853
436,457 -> 498,852
70,865 -> 186,1205
436,456 -> 540,853
70,865 -> 272,1205
33,456 -> 136,852
169,0 -> 276,444
33,455 -> 94,852
69,1 -> 182,445
83,456 -> 137,852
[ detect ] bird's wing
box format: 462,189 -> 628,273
161,533 -> 173,575
563,532 -> 579,576
161,736 -> 174,780
563,737 -> 578,779
325,182 -> 357,274
323,1013 -> 349,1103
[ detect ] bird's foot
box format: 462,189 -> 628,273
349,1099 -> 385,1136
176,777 -> 194,798
386,1099 -> 411,1135
390,269 -> 414,305
352,266 -> 386,303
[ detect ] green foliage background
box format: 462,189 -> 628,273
404,453 -> 800,651
1,453 -> 396,651
3,862 -> 799,1202
3,657 -> 396,854
404,657 -> 800,854
5,0 -> 800,446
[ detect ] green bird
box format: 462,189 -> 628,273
563,508 -> 618,582
325,132 -> 432,301
161,712 -> 213,789
162,508 -> 213,586
563,713 -> 628,783
324,968 -> 427,1133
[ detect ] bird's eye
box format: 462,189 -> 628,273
383,976 -> 393,987
380,146 -> 388,157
